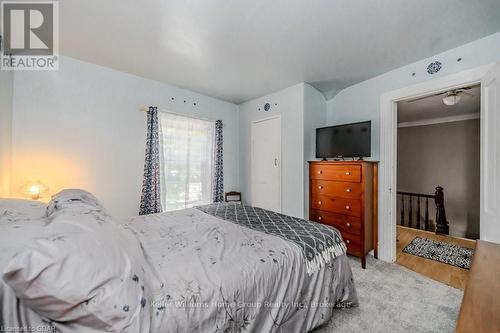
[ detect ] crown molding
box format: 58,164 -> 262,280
397,113 -> 480,128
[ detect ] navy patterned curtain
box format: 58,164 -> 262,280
212,120 -> 224,202
139,106 -> 162,215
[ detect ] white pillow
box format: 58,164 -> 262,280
2,190 -> 154,332
45,188 -> 102,216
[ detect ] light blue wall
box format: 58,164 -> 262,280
11,56 -> 239,219
326,31 -> 500,160
303,84 -> 326,216
238,83 -> 305,218
238,83 -> 326,219
0,71 -> 13,196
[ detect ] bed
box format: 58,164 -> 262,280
0,190 -> 357,332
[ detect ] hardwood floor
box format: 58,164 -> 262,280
396,225 -> 476,290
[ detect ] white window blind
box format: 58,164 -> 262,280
159,112 -> 215,211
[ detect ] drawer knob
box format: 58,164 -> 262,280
318,201 -> 322,205
345,171 -> 351,175
318,216 -> 322,221
318,185 -> 323,190
346,222 -> 351,227
346,239 -> 351,244
346,188 -> 352,193
345,205 -> 351,210
318,170 -> 323,174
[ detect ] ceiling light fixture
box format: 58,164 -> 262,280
442,92 -> 461,106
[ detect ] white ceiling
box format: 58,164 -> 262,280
59,0 -> 500,104
397,85 -> 480,123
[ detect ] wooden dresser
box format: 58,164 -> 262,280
308,161 -> 378,268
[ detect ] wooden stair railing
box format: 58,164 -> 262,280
397,186 -> 449,235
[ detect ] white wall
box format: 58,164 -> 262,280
238,83 -> 326,219
11,56 -> 239,219
326,31 -> 500,160
303,84 -> 326,217
0,71 -> 13,197
238,83 -> 305,218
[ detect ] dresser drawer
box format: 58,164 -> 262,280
311,180 -> 362,199
311,195 -> 362,217
310,209 -> 361,235
310,164 -> 361,182
341,231 -> 363,256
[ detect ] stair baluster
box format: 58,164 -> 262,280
397,186 -> 448,234
409,196 -> 413,228
425,198 -> 429,231
417,196 -> 421,230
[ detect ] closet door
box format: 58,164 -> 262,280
251,116 -> 281,212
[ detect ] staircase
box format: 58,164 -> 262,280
397,186 -> 449,235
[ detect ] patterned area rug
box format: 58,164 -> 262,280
402,236 -> 474,269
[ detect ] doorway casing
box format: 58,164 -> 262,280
378,63 -> 495,262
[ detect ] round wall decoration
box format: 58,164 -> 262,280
427,61 -> 442,74
264,103 -> 271,111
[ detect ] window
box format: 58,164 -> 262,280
159,112 -> 215,211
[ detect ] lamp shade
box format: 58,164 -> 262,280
21,181 -> 48,200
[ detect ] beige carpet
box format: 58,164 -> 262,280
313,255 -> 463,333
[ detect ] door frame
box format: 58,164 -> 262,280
378,63 -> 495,262
251,115 -> 282,212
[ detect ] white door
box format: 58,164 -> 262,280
251,117 -> 281,212
480,63 -> 500,243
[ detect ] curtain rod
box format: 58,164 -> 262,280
139,107 -> 222,124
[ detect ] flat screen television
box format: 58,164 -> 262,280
316,121 -> 371,159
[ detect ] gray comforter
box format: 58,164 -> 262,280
127,208 -> 357,332
1,199 -> 358,332
195,203 -> 347,275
